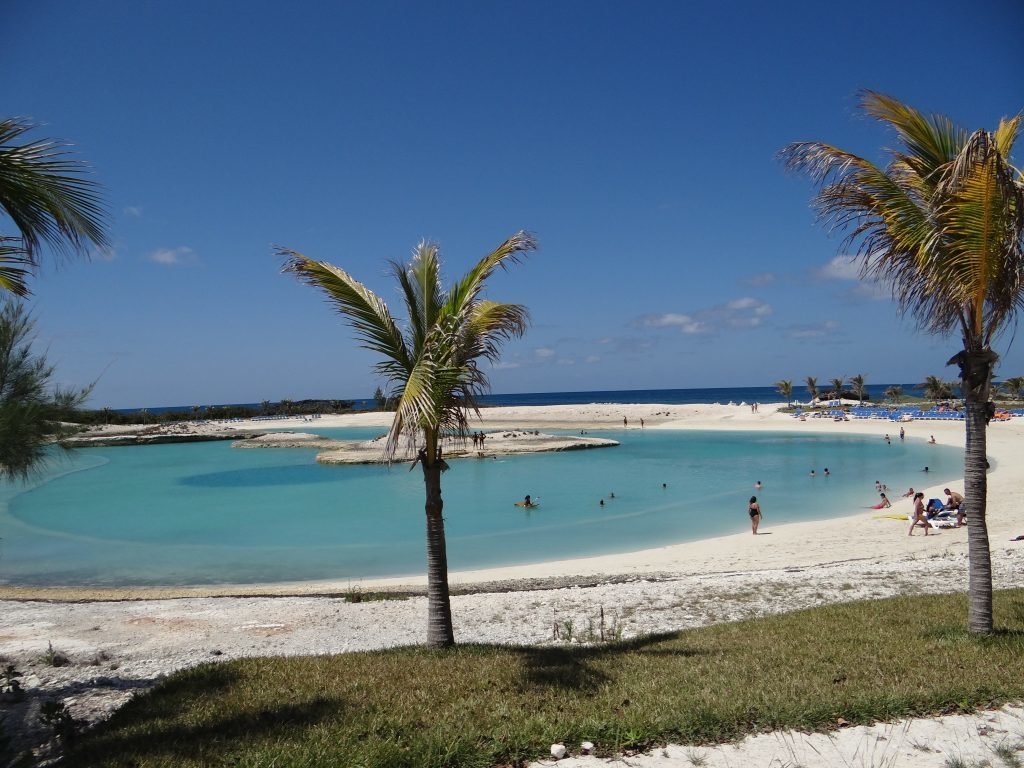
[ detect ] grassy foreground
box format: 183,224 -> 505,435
67,590 -> 1024,768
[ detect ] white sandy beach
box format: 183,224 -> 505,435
3,402 -> 1023,766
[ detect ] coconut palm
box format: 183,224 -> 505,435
805,376 -> 818,402
782,91 -> 1024,634
999,376 -> 1024,400
848,374 -> 867,403
0,118 -> 108,297
280,232 -> 536,647
920,375 -> 955,403
829,377 -> 845,400
775,379 -> 793,406
884,385 -> 904,404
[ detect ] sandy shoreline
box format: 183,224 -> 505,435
3,402 -> 1023,766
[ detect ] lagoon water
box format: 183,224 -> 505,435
0,429 -> 960,587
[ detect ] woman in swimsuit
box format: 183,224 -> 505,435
908,492 -> 929,536
748,496 -> 762,535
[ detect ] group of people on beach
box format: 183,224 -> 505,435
906,487 -> 966,535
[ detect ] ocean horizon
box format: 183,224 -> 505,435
118,384 -> 928,416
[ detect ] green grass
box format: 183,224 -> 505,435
66,590 -> 1024,768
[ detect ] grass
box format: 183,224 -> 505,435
65,590 -> 1024,768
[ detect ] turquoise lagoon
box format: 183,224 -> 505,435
0,429 -> 960,587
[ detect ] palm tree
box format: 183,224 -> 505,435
775,379 -> 793,406
805,376 -> 818,402
782,91 -> 1024,634
0,118 -> 109,297
280,232 -> 536,647
0,300 -> 89,479
829,377 -> 845,400
920,375 -> 955,403
848,374 -> 867,403
999,376 -> 1024,400
884,385 -> 903,404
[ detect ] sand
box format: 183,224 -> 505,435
3,402 -> 1023,766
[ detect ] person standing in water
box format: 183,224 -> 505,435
748,496 -> 762,534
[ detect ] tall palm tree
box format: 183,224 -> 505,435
848,374 -> 867,403
920,375 -> 955,403
775,379 -> 793,406
805,376 -> 818,402
999,376 -> 1024,400
0,118 -> 108,297
782,91 -> 1024,634
829,377 -> 845,400
884,385 -> 903,404
280,232 -> 536,647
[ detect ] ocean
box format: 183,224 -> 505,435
121,384 -> 924,415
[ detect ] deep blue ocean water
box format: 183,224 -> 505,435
0,426 -> 960,587
121,384 -> 924,415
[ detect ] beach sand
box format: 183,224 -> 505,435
2,402 -> 1023,766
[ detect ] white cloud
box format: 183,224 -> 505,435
641,297 -> 773,335
123,205 -> 143,218
491,361 -> 520,369
746,272 -> 776,286
643,313 -> 706,334
585,355 -> 601,364
816,256 -> 861,281
787,320 -> 840,339
148,246 -> 194,266
534,348 -> 556,359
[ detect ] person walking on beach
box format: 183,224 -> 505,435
909,492 -> 929,536
899,426 -> 905,440
623,416 -> 628,428
748,496 -> 762,534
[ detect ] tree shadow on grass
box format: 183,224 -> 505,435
66,689 -> 346,766
506,632 -> 708,693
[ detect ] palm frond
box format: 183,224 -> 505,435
935,129 -> 1024,343
443,231 -> 537,317
277,247 -> 412,372
0,236 -> 33,297
859,90 -> 965,181
0,117 -> 109,265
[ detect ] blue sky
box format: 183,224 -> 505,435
3,1 -> 1023,408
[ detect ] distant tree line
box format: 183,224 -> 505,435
71,398 -> 356,426
777,374 -> 1024,408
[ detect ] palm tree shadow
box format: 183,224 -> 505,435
66,664 -> 345,766
505,632 -> 707,692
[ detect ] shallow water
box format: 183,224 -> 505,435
0,429 -> 959,586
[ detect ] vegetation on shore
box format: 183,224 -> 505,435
59,589 -> 1024,768
70,398 -> 357,427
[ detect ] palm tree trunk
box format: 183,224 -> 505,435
421,453 -> 455,647
955,347 -> 997,634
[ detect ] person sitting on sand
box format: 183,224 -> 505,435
929,435 -> 936,444
748,495 -> 762,535
872,493 -> 891,509
909,492 -> 929,536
